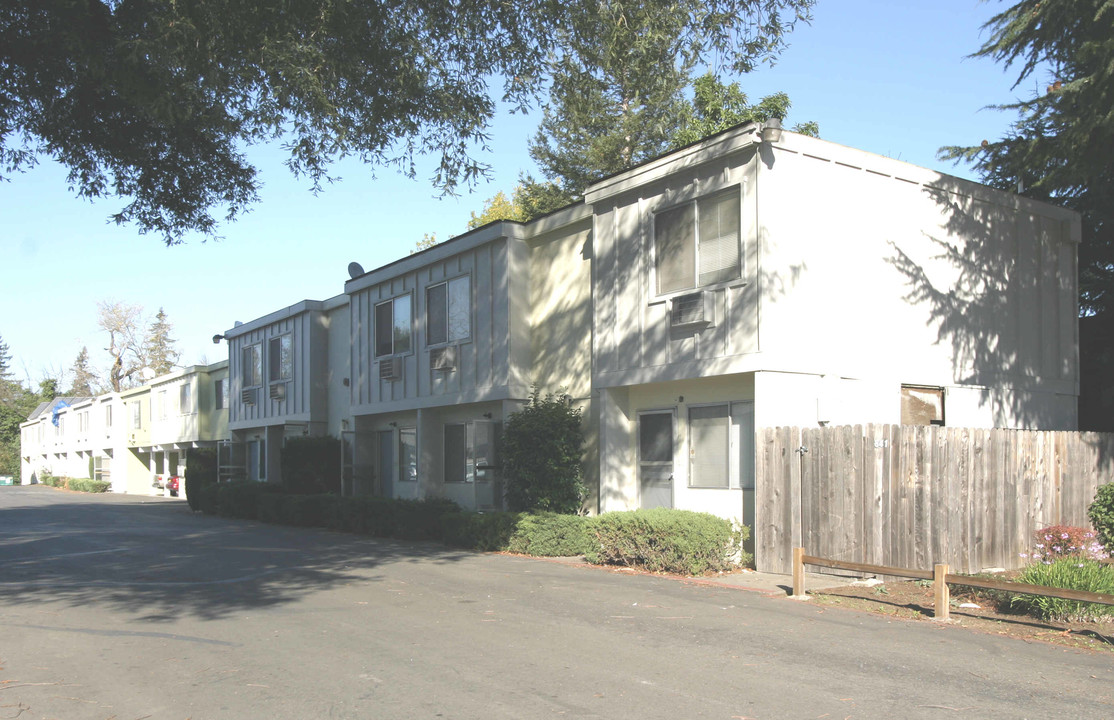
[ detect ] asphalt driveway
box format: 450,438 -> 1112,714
1,485 -> 1111,719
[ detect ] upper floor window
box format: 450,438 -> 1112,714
654,188 -> 741,295
180,383 -> 193,414
131,402 -> 142,430
427,276 -> 471,346
375,295 -> 412,358
156,390 -> 168,420
242,344 -> 262,388
269,335 -> 292,382
105,405 -> 112,428
215,378 -> 228,410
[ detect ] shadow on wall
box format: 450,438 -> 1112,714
887,180 -> 1080,434
0,492 -> 472,622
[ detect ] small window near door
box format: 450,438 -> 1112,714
901,385 -> 945,426
689,404 -> 730,488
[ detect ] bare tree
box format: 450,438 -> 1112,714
98,301 -> 144,392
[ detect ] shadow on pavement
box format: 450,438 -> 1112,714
0,486 -> 472,622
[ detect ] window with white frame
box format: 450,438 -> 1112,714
105,405 -> 112,428
688,405 -> 730,488
399,428 -> 417,483
131,401 -> 142,430
654,188 -> 741,295
444,423 -> 471,483
375,295 -> 412,357
180,382 -> 193,414
427,276 -> 471,346
269,334 -> 292,382
242,344 -> 262,388
157,389 -> 168,420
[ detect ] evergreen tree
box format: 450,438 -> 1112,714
940,0 -> 1114,317
68,346 -> 98,396
143,308 -> 180,377
0,334 -> 11,384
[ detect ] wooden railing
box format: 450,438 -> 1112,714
791,547 -> 1114,622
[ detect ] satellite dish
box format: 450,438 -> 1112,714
348,261 -> 365,279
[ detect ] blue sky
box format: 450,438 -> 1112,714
2,0 -> 1034,389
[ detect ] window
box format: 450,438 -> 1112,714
157,390 -> 168,420
399,427 -> 417,483
215,378 -> 227,409
269,334 -> 292,382
375,295 -> 412,357
427,276 -> 471,346
901,385 -> 945,426
689,405 -> 730,488
654,188 -> 741,295
242,344 -> 262,387
105,405 -> 112,428
444,423 -> 470,483
131,402 -> 142,430
79,411 -> 89,433
180,383 -> 193,414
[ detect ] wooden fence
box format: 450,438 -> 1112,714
755,425 -> 1114,575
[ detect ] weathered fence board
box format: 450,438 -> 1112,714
755,425 -> 1114,574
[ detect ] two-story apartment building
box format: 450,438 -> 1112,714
223,297 -> 350,484
20,362 -> 230,495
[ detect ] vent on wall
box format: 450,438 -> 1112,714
241,388 -> 256,405
430,345 -> 457,372
379,357 -> 403,382
670,291 -> 713,327
269,383 -> 286,401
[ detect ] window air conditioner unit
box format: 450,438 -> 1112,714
241,388 -> 256,405
379,357 -> 403,382
670,291 -> 713,327
269,383 -> 286,401
430,345 -> 457,372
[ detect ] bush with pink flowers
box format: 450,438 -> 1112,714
1020,524 -> 1109,564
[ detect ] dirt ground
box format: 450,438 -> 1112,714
809,572 -> 1114,654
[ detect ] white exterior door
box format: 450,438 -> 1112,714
638,411 -> 674,509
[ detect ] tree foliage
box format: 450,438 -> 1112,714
501,388 -> 586,514
940,0 -> 1114,317
670,73 -> 819,148
529,1 -> 814,198
0,334 -> 42,476
68,346 -> 97,396
1,0 -> 811,244
144,308 -> 180,376
98,300 -> 144,392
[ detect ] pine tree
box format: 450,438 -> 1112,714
68,346 -> 98,396
144,308 -> 180,377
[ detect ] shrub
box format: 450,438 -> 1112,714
442,511 -> 520,551
257,492 -> 286,524
280,494 -> 342,528
184,447 -> 218,512
586,509 -> 749,575
1010,558 -> 1114,622
507,512 -> 593,557
280,436 -> 342,495
67,478 -> 111,493
393,498 -> 462,541
1021,524 -> 1109,564
338,496 -> 397,537
198,483 -> 221,515
1088,482 -> 1114,549
502,387 -> 586,514
217,481 -> 280,519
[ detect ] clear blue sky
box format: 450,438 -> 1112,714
2,0 -> 1033,389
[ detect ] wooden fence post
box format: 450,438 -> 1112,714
792,547 -> 806,598
934,563 -> 950,621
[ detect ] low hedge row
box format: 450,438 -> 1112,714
195,482 -> 750,575
39,475 -> 111,493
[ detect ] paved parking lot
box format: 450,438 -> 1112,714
2,485 -> 1112,719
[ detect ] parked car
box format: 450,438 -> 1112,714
166,475 -> 180,497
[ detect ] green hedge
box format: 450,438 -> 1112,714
192,486 -> 751,575
184,447 -> 218,512
67,477 -> 111,493
585,509 -> 749,575
38,475 -> 110,493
